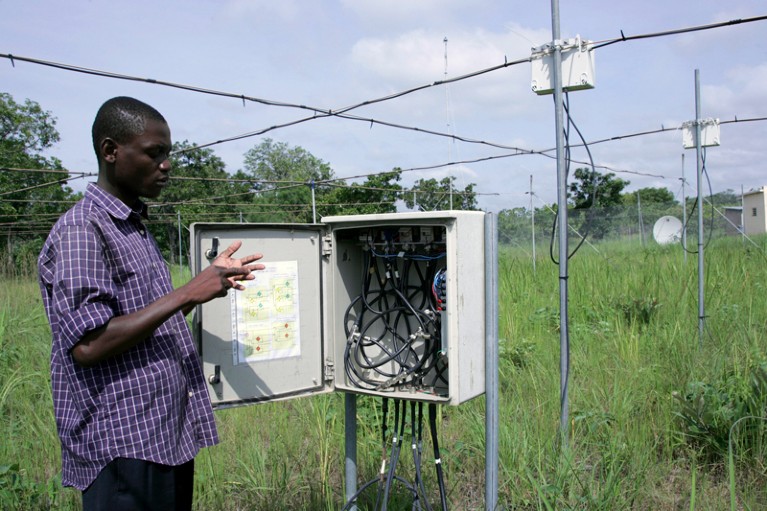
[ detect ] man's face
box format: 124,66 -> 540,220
106,119 -> 172,204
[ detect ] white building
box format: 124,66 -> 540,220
743,187 -> 767,235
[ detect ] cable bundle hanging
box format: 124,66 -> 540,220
343,227 -> 448,395
342,398 -> 449,511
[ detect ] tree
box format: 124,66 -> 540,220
0,93 -> 78,270
709,189 -> 739,207
323,169 -> 403,217
568,168 -> 629,209
150,140 -> 242,263
0,93 -> 60,160
497,207 -> 531,246
620,187 -> 680,240
241,138 -> 334,223
623,187 -> 677,207
402,176 -> 478,211
568,168 -> 630,239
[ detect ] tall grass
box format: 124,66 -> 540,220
2,235 -> 767,509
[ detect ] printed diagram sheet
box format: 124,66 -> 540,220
230,260 -> 301,365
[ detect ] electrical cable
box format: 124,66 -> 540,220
0,173 -> 89,197
428,403 -> 449,511
382,400 -> 409,509
681,149 -> 716,254
4,15 -> 764,158
4,114 -> 766,203
0,51 -> 529,160
344,231 -> 446,394
342,398 -> 441,511
413,401 -> 433,511
375,397 -> 389,510
548,93 -> 597,264
2,16 -> 766,208
561,98 -> 596,259
591,15 -> 767,50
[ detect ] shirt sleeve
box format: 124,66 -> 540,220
51,221 -> 118,352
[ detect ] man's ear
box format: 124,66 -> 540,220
100,138 -> 118,164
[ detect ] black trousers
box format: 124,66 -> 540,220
82,458 -> 195,511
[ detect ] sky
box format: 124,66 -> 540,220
2,0 -> 766,213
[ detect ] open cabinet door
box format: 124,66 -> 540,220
191,223 -> 330,409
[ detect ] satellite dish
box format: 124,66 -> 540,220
652,216 -> 683,245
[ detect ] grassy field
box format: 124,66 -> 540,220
2,235 -> 767,510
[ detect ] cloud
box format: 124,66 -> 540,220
216,0 -> 300,22
351,24 -> 545,81
410,163 -> 479,182
348,23 -> 550,120
340,0 -> 491,26
702,63 -> 767,116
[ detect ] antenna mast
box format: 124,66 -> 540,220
444,36 -> 454,210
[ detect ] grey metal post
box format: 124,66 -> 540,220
681,154 -> 687,263
530,175 -> 536,273
345,393 -> 358,511
637,193 -> 645,246
741,185 -> 746,244
177,211 -> 182,276
485,212 -> 499,511
694,69 -> 705,348
445,36 -> 454,212
311,180 -> 317,224
550,0 -> 570,446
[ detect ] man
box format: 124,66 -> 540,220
37,96 -> 263,510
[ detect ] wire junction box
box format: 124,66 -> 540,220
682,118 -> 721,149
531,36 -> 595,95
191,211 -> 488,409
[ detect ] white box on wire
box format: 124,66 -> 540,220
190,211 -> 488,409
531,36 -> 595,95
682,118 -> 721,149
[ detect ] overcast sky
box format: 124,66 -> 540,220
2,0 -> 766,213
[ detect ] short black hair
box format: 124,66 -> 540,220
91,97 -> 167,161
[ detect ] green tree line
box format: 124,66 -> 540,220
498,168 -> 743,249
2,93 -> 742,274
0,93 -> 478,274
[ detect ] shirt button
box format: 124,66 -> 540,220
188,391 -> 194,398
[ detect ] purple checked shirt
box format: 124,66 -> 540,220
38,183 -> 218,490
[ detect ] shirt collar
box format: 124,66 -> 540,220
86,183 -> 149,220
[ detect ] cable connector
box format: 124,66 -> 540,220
375,371 -> 409,391
409,328 -> 431,341
346,325 -> 360,345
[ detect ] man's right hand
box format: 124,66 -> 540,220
183,240 -> 265,304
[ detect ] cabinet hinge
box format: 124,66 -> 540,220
322,235 -> 333,256
324,360 -> 334,382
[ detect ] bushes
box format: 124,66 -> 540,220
674,358 -> 767,460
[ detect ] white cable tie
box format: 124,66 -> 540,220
435,458 -> 442,465
412,443 -> 417,450
398,251 -> 405,258
380,460 -> 386,474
